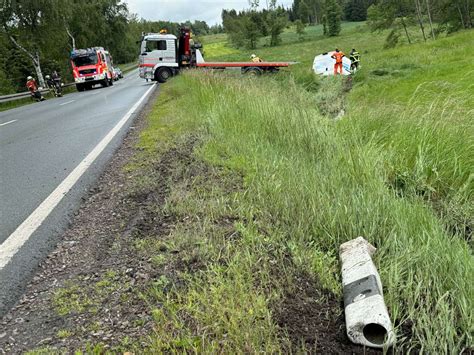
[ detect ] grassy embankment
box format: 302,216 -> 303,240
130,24 -> 473,352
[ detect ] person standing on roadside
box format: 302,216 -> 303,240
331,48 -> 345,75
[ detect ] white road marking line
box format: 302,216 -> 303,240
59,100 -> 75,106
0,120 -> 17,127
0,83 -> 156,270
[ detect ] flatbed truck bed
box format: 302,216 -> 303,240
196,62 -> 290,68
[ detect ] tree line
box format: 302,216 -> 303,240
0,0 -> 221,94
367,0 -> 472,47
223,0 -> 472,49
291,0 -> 472,30
290,0 -> 472,43
222,0 -> 289,48
222,0 -> 367,48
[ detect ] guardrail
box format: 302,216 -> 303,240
0,83 -> 76,104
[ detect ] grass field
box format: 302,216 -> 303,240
131,24 -> 473,352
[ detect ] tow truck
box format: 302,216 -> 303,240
139,28 -> 292,83
71,47 -> 114,91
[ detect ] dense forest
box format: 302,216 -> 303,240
0,0 -> 222,94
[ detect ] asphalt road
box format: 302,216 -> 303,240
0,71 -> 156,315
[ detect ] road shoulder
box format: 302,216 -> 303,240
0,88 -> 161,353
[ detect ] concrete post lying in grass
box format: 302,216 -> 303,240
340,237 -> 395,348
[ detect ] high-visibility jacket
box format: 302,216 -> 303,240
350,51 -> 361,62
332,51 -> 345,63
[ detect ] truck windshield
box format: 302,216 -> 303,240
145,40 -> 167,52
72,53 -> 98,67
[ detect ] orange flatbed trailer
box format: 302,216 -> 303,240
196,62 -> 290,68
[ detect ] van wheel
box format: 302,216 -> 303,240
155,67 -> 172,83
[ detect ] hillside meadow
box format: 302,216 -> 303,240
128,23 -> 473,352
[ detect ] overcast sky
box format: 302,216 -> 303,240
124,0 -> 293,25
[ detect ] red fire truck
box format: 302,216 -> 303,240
70,47 -> 114,91
139,28 -> 292,83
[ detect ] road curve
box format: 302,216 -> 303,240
0,71 -> 156,315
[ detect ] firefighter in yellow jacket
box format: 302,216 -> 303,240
250,54 -> 263,63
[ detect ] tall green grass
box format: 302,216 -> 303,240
146,67 -> 472,351
140,25 -> 473,352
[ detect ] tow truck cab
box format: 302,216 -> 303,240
138,27 -> 291,83
139,28 -> 199,83
71,47 -> 114,91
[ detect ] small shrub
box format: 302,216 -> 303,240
384,29 -> 400,49
295,20 -> 306,40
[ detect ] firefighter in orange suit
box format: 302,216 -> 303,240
331,49 -> 345,75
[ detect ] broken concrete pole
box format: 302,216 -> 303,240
340,237 -> 395,348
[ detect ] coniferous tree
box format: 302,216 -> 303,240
295,19 -> 306,40
299,0 -> 312,23
325,0 -> 342,36
267,1 -> 288,46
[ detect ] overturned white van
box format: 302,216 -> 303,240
313,51 -> 352,76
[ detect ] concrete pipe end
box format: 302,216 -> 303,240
361,322 -> 394,348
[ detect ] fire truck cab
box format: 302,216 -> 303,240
71,47 -> 114,91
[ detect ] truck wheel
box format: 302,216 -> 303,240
109,76 -> 114,86
76,84 -> 85,92
243,67 -> 263,76
155,67 -> 172,83
102,78 -> 109,88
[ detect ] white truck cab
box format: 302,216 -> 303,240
137,28 -> 290,84
139,33 -> 179,82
